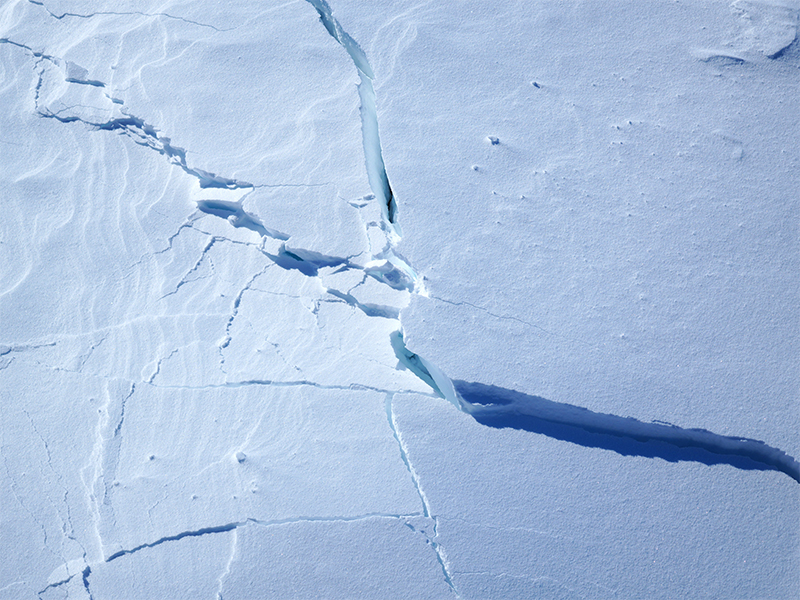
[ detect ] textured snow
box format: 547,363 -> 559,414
1,0 -> 798,598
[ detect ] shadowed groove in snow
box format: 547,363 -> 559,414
454,381 -> 800,484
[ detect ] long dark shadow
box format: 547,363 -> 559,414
453,381 -> 800,484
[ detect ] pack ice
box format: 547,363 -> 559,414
1,1 -> 798,598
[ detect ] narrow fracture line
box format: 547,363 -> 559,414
0,36 -> 56,60
106,523 -> 241,561
385,393 -> 460,597
106,512 -> 425,562
148,378 -> 436,398
28,0 -> 230,32
384,394 -> 429,518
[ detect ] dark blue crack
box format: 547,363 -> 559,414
363,258 -> 415,292
454,380 -> 800,484
0,37 -> 56,60
262,244 -> 348,277
106,523 -> 241,562
64,76 -> 104,87
81,566 -> 94,600
65,62 -> 104,87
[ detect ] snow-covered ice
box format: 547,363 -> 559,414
1,0 -> 798,598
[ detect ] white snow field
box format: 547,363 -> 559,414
1,0 -> 798,598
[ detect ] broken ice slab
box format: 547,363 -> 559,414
196,199 -> 288,240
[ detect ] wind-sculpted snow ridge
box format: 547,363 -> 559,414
455,381 -> 800,484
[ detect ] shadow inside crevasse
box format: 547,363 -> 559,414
453,380 -> 800,484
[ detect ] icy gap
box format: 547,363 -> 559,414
456,381 -> 800,483
390,332 -> 463,411
305,0 -> 397,226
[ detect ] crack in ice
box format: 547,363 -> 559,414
9,14 -> 800,484
105,512 -> 425,562
456,381 -> 800,483
38,110 -> 253,190
384,393 -> 459,596
28,0 -> 230,32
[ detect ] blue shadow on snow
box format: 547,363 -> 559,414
453,380 -> 800,484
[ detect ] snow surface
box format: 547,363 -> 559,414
1,0 -> 798,598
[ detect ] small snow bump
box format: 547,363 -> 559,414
486,136 -> 500,145
235,451 -> 246,463
471,165 -> 480,171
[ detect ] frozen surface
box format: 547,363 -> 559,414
1,0 -> 798,598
